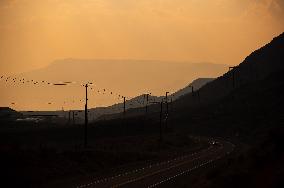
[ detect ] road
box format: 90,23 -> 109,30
76,139 -> 235,188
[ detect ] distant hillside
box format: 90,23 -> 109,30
21,77 -> 214,122
81,78 -> 214,121
5,60 -> 227,111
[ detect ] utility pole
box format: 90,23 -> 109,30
166,92 -> 169,113
83,82 -> 92,148
144,93 -> 151,115
84,84 -> 88,148
122,96 -> 126,135
170,98 -> 173,112
72,111 -> 75,125
188,85 -> 194,96
165,92 -> 169,129
159,101 -> 163,142
123,96 -> 126,116
189,85 -> 200,104
150,100 -> 164,144
229,66 -> 239,88
68,111 -> 71,124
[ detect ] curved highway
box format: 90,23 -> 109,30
75,139 -> 235,188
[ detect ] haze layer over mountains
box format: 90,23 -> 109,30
0,60 -> 227,110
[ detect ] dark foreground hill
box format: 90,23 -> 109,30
103,32 -> 284,121
86,32 -> 284,187
125,32 -> 284,118
173,32 -> 284,111
156,32 -> 284,188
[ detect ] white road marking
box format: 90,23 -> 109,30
76,146 -> 214,188
76,139 -> 235,188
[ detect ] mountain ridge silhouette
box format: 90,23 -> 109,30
7,60 -> 227,111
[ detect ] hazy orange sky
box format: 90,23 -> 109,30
0,0 -> 284,110
0,0 -> 283,74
